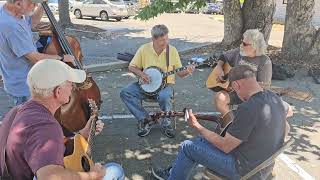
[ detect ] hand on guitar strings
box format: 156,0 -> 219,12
89,163 -> 106,180
61,54 -> 76,63
187,109 -> 203,131
215,65 -> 225,82
79,119 -> 105,139
139,72 -> 151,84
186,64 -> 196,74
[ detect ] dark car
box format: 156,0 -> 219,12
203,3 -> 223,14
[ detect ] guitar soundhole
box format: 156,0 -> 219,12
81,156 -> 91,172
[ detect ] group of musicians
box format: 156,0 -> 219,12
0,0 -> 293,180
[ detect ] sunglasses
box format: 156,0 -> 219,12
242,41 -> 252,46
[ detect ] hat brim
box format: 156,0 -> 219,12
68,69 -> 87,84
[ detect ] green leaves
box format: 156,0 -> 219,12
135,0 -> 207,20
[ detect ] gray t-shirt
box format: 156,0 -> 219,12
227,90 -> 287,175
222,48 -> 272,84
0,6 -> 37,97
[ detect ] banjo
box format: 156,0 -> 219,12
139,57 -> 216,96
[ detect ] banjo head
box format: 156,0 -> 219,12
141,67 -> 164,93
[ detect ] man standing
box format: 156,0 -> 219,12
120,24 -> 195,138
0,59 -> 124,180
152,65 -> 292,180
0,0 -> 74,105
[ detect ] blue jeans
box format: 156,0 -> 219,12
120,83 -> 173,121
10,95 -> 29,106
169,137 -> 240,180
32,162 -> 125,180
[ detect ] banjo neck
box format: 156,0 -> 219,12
162,62 -> 201,78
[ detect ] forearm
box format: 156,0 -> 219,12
25,52 -> 61,64
37,166 -> 96,180
128,66 -> 144,77
197,126 -> 227,153
32,4 -> 45,28
217,60 -> 224,69
78,128 -> 89,140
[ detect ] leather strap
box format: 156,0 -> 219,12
0,107 -> 19,179
165,45 -> 170,83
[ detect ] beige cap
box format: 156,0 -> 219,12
28,59 -> 86,89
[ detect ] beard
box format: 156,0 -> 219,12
240,47 -> 247,56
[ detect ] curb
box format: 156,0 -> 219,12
84,43 -> 213,73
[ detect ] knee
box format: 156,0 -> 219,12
120,88 -> 130,99
158,93 -> 172,103
103,163 -> 125,180
214,91 -> 229,105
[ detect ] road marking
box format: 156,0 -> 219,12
279,153 -> 315,180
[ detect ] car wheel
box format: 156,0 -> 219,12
100,11 -> 109,21
115,17 -> 122,21
74,9 -> 82,19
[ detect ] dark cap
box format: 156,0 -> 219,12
229,65 -> 256,82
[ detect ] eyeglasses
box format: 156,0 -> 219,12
242,41 -> 252,46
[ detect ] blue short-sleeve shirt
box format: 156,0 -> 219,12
0,6 -> 37,97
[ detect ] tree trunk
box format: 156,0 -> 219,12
58,0 -> 72,28
222,0 -> 243,46
222,0 -> 276,46
242,0 -> 276,42
282,0 -> 320,62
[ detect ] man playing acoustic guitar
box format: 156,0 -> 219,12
211,29 -> 272,116
120,24 -> 195,138
152,65 -> 293,180
0,60 -> 124,180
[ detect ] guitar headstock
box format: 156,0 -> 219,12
188,56 -> 218,67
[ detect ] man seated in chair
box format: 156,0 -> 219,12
120,24 -> 195,138
213,29 -> 272,116
152,65 -> 292,180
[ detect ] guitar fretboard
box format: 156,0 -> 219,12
162,62 -> 202,78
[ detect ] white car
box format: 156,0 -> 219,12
73,0 -> 129,21
0,0 -> 5,6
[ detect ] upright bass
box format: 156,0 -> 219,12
40,2 -> 102,132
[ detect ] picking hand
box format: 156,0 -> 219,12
89,163 -> 106,180
140,73 -> 151,84
216,66 -> 225,82
186,65 -> 195,74
62,55 -> 75,63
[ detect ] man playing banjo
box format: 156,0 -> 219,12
120,24 -> 195,138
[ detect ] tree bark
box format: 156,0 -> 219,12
58,0 -> 72,28
282,0 -> 320,62
242,0 -> 276,42
222,0 -> 276,46
222,0 -> 243,46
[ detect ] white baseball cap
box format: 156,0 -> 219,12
27,59 -> 86,89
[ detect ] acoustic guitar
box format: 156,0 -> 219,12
63,99 -> 98,172
206,62 -> 313,102
149,109 -> 234,136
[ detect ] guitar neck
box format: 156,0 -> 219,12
162,62 -> 203,78
86,117 -> 97,157
150,111 -> 220,123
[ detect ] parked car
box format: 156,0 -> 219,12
202,3 -> 223,15
72,0 -> 129,21
48,0 -> 59,14
0,0 -> 6,6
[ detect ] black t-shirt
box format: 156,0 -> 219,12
227,90 -> 287,175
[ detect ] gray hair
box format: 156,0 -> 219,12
6,0 -> 19,3
243,29 -> 267,56
27,80 -> 68,97
151,24 -> 169,39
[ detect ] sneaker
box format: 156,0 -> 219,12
137,120 -> 151,137
152,166 -> 171,180
160,118 -> 175,138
